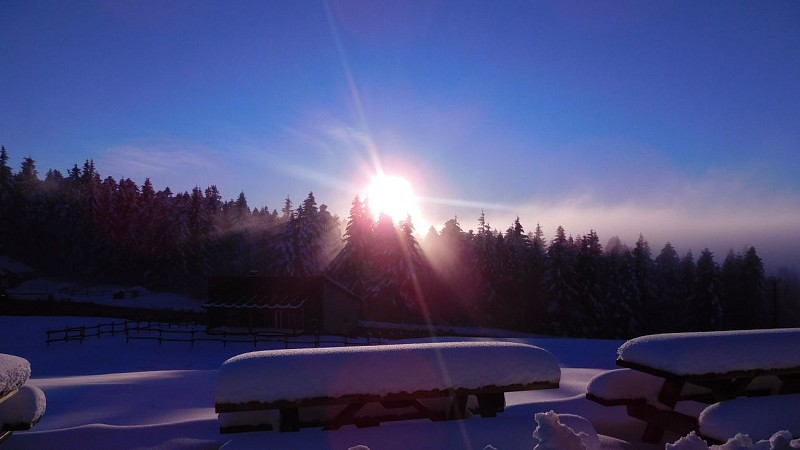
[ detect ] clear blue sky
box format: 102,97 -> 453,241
2,1 -> 799,272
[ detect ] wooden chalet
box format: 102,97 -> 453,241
204,276 -> 361,335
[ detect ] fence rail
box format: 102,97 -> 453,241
46,320 -> 383,348
45,320 -> 199,345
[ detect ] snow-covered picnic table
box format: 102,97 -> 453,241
214,341 -> 560,432
589,329 -> 800,444
0,353 -> 46,444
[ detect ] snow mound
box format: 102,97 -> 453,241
587,368 -> 710,406
667,431 -> 800,450
617,329 -> 800,376
699,394 -> 800,441
0,353 -> 31,397
216,341 -> 560,405
532,411 -> 600,450
0,384 -> 46,429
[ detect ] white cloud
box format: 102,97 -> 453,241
97,139 -> 227,193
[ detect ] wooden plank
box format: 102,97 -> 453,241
215,381 -> 558,413
219,423 -> 273,434
279,407 -> 300,432
657,378 -> 685,407
626,402 -> 699,444
0,388 -> 18,406
617,359 -> 800,385
447,394 -> 468,420
585,392 -> 646,407
322,401 -> 368,430
476,393 -> 505,418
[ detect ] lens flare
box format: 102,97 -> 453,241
363,174 -> 421,224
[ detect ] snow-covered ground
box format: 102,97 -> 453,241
5,279 -> 205,312
0,315 -> 797,449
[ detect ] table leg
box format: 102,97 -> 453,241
640,378 -> 685,443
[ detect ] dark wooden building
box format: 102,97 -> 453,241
204,276 -> 361,335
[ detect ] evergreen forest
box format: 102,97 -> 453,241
1,146 -> 797,338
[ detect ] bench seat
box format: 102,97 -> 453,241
586,368 -> 712,406
699,393 -> 800,442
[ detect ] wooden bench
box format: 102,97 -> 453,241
0,354 -> 46,444
601,329 -> 800,443
214,341 -> 561,433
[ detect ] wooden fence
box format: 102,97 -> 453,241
45,320 -> 384,348
45,320 -> 198,345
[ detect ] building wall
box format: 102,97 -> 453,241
205,277 -> 360,335
322,284 -> 361,335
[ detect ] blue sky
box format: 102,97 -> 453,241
1,1 -> 799,272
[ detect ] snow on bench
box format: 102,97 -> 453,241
214,341 -> 560,432
586,368 -> 711,407
698,393 -> 800,443
0,353 -> 45,444
617,328 -> 800,379
0,354 -> 31,402
0,385 -> 46,431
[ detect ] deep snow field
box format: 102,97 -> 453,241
1,314 -> 794,450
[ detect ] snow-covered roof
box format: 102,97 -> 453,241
0,256 -> 35,276
617,329 -> 800,376
215,341 -> 560,407
204,294 -> 308,310
0,353 -> 31,399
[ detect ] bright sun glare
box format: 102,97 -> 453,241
363,174 -> 422,224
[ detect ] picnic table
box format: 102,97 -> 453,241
214,341 -> 561,433
589,329 -> 800,443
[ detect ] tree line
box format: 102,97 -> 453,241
0,146 -> 789,337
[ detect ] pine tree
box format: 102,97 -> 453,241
741,247 -> 766,328
655,242 -> 681,331
633,234 -> 657,333
720,249 -> 745,329
272,192 -> 337,277
545,226 -> 579,335
690,249 -> 723,331
0,146 -> 15,251
575,230 -> 604,334
603,243 -> 639,338
470,211 -> 499,326
280,196 -> 293,222
330,195 -> 374,295
366,213 -> 402,320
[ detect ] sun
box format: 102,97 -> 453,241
363,174 -> 422,224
